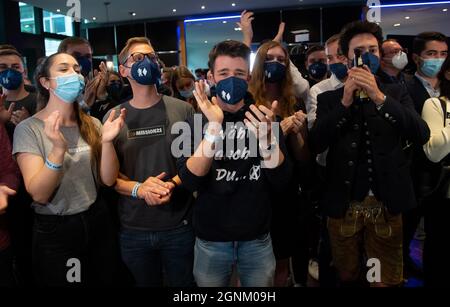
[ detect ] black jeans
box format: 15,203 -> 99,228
424,197 -> 450,287
32,197 -> 118,287
0,247 -> 15,287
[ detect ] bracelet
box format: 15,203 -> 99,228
204,130 -> 222,144
45,158 -> 62,171
131,182 -> 142,199
167,178 -> 178,187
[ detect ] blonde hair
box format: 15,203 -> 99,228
119,37 -> 153,65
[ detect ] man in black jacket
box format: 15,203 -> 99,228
407,32 -> 448,114
310,21 -> 430,287
404,32 -> 447,278
177,40 -> 292,287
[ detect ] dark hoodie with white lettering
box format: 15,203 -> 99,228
177,100 -> 292,242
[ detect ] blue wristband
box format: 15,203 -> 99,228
131,182 -> 142,199
45,158 -> 62,171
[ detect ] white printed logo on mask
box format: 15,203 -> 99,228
137,68 -> 148,77
221,90 -> 231,102
2,78 -> 8,84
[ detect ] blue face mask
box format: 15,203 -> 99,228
76,56 -> 92,77
308,62 -> 328,80
0,68 -> 23,90
179,86 -> 194,99
50,73 -> 85,104
264,61 -> 286,83
420,58 -> 445,78
130,56 -> 161,86
216,76 -> 248,105
329,63 -> 348,80
361,52 -> 380,74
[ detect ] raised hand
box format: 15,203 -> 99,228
96,61 -> 110,100
273,22 -> 286,43
341,74 -> 361,108
280,116 -> 296,136
193,80 -> 224,125
0,94 -> 14,124
0,185 -> 16,215
348,66 -> 386,106
43,111 -> 67,151
102,108 -> 126,143
292,110 -> 307,134
244,101 -> 277,143
238,10 -> 254,47
11,107 -> 30,125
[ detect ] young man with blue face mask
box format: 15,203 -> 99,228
307,34 -> 348,131
310,20 -> 430,287
177,40 -> 292,287
407,32 -> 448,114
105,37 -> 196,287
305,45 -> 329,88
404,32 -> 447,280
0,48 -> 37,137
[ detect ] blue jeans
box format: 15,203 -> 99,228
194,233 -> 276,287
120,222 -> 195,287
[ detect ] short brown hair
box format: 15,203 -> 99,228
0,48 -> 22,59
208,40 -> 251,72
325,34 -> 342,55
119,37 -> 153,65
57,37 -> 91,53
326,34 -> 341,47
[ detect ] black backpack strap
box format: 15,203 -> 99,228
439,97 -> 447,127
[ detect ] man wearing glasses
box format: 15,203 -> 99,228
379,39 -> 412,88
104,37 -> 195,287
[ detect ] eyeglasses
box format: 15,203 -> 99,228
122,52 -> 158,66
384,48 -> 408,57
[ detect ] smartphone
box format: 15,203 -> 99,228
353,48 -> 369,102
353,48 -> 364,68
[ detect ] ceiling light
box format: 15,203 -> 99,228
405,16 -> 410,19
444,8 -> 449,11
394,23 -> 401,27
56,9 -> 61,12
92,17 -> 96,20
173,9 -> 177,13
204,40 -> 208,43
234,27 -> 242,31
232,3 -> 236,6
223,21 -> 227,24
201,5 -> 206,9
370,1 -> 450,9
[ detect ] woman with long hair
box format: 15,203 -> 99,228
249,40 -> 310,287
172,66 -> 199,111
12,52 -> 125,286
421,55 -> 450,287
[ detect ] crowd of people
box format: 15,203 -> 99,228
1,9 -> 449,288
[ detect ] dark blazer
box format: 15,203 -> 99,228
310,83 -> 430,218
406,75 -> 431,114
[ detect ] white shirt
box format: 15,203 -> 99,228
305,73 -> 345,166
306,73 -> 344,130
289,59 -> 310,102
415,72 -> 441,98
